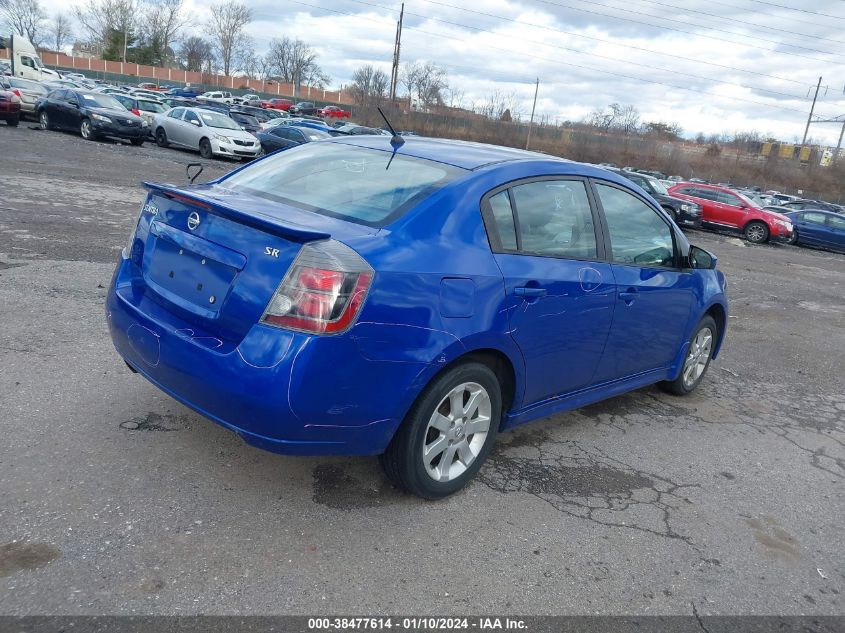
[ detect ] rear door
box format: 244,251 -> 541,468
591,181 -> 694,381
483,178 -> 616,405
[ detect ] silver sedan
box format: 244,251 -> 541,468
152,107 -> 261,160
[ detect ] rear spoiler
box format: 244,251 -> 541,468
143,182 -> 331,243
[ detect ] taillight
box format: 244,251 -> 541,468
11,88 -> 20,97
131,108 -> 141,116
261,240 -> 373,335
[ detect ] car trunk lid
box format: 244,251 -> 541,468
132,182 -> 376,342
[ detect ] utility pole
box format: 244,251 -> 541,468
525,78 -> 539,150
389,3 -> 404,103
802,76 -> 822,146
835,117 -> 845,165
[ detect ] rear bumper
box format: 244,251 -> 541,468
106,257 -> 422,456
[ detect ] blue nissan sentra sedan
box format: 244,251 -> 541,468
107,135 -> 728,499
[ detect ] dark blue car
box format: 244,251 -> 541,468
785,210 -> 845,253
107,137 -> 729,498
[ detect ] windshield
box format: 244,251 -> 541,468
221,142 -> 465,227
648,178 -> 668,195
737,191 -> 763,208
79,93 -> 126,109
197,110 -> 240,130
11,78 -> 48,93
138,100 -> 167,113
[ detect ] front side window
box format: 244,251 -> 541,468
168,107 -> 185,119
184,110 -> 201,125
803,212 -> 827,225
595,183 -> 674,267
511,180 -> 597,259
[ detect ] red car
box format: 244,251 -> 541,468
262,98 -> 293,111
0,89 -> 21,126
667,183 -> 793,244
318,105 -> 351,119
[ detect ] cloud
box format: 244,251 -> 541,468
42,0 -> 845,143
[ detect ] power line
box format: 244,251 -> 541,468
700,0 -> 841,30
628,0 -> 845,46
382,0 -> 812,101
284,0 -> 824,116
423,0 -> 819,89
742,0 -> 845,21
534,0 -> 839,61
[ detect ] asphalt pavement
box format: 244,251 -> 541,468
0,124 -> 843,616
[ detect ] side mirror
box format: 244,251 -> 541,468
688,245 -> 717,270
739,203 -> 749,209
190,119 -> 201,127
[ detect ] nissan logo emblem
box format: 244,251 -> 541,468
187,211 -> 201,230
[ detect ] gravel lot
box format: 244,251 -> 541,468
1,124 -> 843,616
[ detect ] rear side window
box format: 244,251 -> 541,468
595,183 -> 674,267
511,180 -> 597,259
828,215 -> 845,230
803,212 -> 827,224
487,190 -> 518,251
221,142 -> 464,227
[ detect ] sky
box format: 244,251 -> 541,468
39,0 -> 845,144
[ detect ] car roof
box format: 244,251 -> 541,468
327,135 -> 576,170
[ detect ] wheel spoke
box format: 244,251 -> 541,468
456,441 -> 475,467
424,435 -> 448,466
465,415 -> 490,436
462,389 -> 483,419
437,445 -> 457,481
429,413 -> 452,433
449,389 -> 464,417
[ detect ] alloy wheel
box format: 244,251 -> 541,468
422,382 -> 491,482
81,119 -> 92,140
746,224 -> 766,243
682,327 -> 713,389
39,112 -> 49,130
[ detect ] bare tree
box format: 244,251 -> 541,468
400,61 -> 447,109
349,64 -> 388,106
177,34 -> 213,72
145,0 -> 189,66
206,0 -> 251,76
0,0 -> 46,44
263,36 -> 330,89
475,89 -> 518,120
74,0 -> 139,59
47,13 -> 73,52
585,102 -> 640,134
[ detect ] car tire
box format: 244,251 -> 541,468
39,111 -> 51,130
788,230 -> 799,245
199,138 -> 213,159
80,118 -> 96,141
743,221 -> 769,244
7,115 -> 18,127
130,138 -> 144,146
380,361 -> 501,499
662,206 -> 678,222
660,315 -> 717,396
155,128 -> 169,148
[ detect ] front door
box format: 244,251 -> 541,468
591,182 -> 694,381
483,179 -> 616,406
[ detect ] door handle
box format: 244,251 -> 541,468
618,288 -> 638,304
514,286 -> 547,297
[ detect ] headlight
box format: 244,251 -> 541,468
775,219 -> 792,230
213,133 -> 229,143
91,113 -> 112,123
680,203 -> 691,212
141,120 -> 149,127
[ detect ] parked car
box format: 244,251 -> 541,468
262,98 -> 293,111
238,93 -> 261,106
138,82 -> 165,91
227,110 -> 261,135
778,199 -> 842,214
771,193 -> 800,205
607,168 -> 701,228
289,120 -> 339,135
0,89 -> 21,125
107,137 -> 728,499
333,123 -> 390,136
36,89 -> 147,145
785,210 -> 845,253
668,183 -> 793,243
166,86 -> 202,98
0,60 -> 11,76
289,101 -> 320,115
318,105 -> 350,119
238,104 -> 282,123
198,91 -> 235,104
111,94 -> 169,133
128,88 -> 164,101
152,106 -> 260,159
255,125 -> 331,152
0,76 -> 48,119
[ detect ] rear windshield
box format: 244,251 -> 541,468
221,142 -> 464,227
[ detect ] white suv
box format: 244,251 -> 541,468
198,91 -> 235,104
